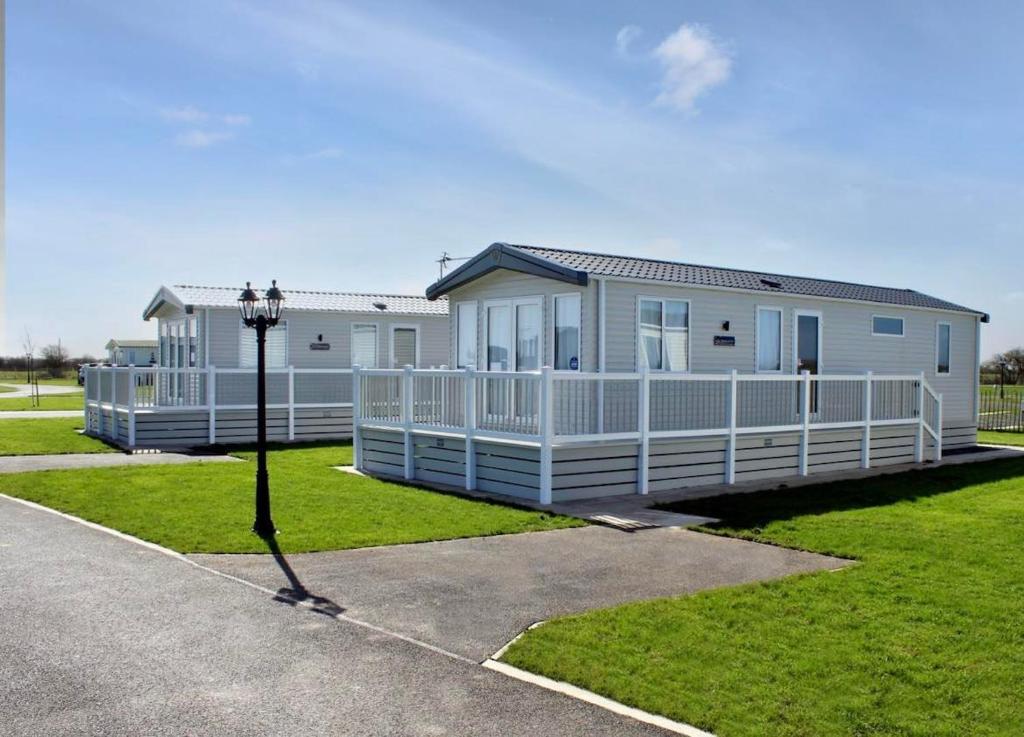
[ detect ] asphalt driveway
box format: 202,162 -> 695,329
0,496 -> 669,737
193,525 -> 849,661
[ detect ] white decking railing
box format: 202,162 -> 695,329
354,366 -> 944,504
83,366 -> 353,445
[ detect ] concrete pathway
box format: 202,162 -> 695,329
0,410 -> 83,419
193,525 -> 849,661
0,452 -> 240,474
1,496 -> 673,737
0,383 -> 82,398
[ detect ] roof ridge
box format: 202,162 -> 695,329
510,244 -> 921,297
171,285 -> 442,300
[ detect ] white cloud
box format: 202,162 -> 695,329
615,25 -> 642,58
653,23 -> 732,113
280,146 -> 345,164
175,129 -> 233,148
161,106 -> 250,126
160,105 -> 208,123
221,113 -> 251,126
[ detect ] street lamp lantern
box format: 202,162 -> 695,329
237,279 -> 285,538
238,282 -> 260,323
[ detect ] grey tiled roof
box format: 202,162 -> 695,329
512,245 -> 985,316
171,285 -> 448,315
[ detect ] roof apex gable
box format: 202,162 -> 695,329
425,242 -> 589,299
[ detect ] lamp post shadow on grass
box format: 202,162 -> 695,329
261,533 -> 346,618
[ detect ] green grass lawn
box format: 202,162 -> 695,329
981,384 -> 1024,398
0,442 -> 583,553
0,384 -> 15,393
502,458 -> 1024,737
0,371 -> 79,386
0,392 -> 84,411
0,418 -> 117,455
978,430 -> 1024,447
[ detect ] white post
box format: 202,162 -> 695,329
799,370 -> 811,476
108,370 -> 118,440
637,367 -> 650,495
208,365 -> 217,444
915,371 -> 925,463
596,277 -> 606,435
287,365 -> 295,441
725,369 -> 738,484
862,371 -> 872,469
127,366 -> 137,447
464,366 -> 477,490
97,369 -> 105,437
352,365 -> 363,470
539,366 -> 554,505
83,367 -> 90,433
403,365 -> 415,480
935,393 -> 943,462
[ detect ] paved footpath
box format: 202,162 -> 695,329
0,452 -> 240,474
193,524 -> 849,661
0,383 -> 82,398
0,410 -> 83,419
0,496 -> 676,736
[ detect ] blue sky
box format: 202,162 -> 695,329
6,0 -> 1023,357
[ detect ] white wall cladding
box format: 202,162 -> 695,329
603,280 -> 979,424
170,308 -> 450,370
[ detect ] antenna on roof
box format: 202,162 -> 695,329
437,251 -> 471,279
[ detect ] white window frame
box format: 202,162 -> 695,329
635,295 -> 692,372
389,324 -> 421,368
455,300 -> 478,369
350,322 -> 379,369
936,321 -> 952,375
755,305 -> 784,374
551,292 -> 582,372
871,314 -> 905,338
238,319 -> 289,369
792,309 -> 824,374
484,296 -> 544,372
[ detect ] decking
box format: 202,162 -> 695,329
354,367 -> 946,503
83,366 -> 354,448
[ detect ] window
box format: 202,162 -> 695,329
516,303 -> 541,371
554,294 -> 581,371
456,302 -> 477,368
351,324 -> 377,368
756,307 -> 782,372
240,320 -> 288,368
391,327 -> 418,368
872,315 -> 904,337
484,298 -> 543,372
638,298 -> 690,371
936,323 -> 951,374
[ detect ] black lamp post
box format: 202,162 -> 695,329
238,280 -> 285,538
999,360 -> 1007,400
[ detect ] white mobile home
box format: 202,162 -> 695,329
105,339 -> 158,366
354,243 -> 988,502
85,285 -> 448,447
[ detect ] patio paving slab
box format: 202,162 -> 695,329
192,525 -> 850,662
0,452 -> 240,473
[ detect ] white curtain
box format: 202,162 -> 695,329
554,294 -> 581,370
757,310 -> 782,372
457,303 -> 477,368
240,321 -> 288,368
350,324 -> 377,368
392,328 -> 417,368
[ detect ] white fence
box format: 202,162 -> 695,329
84,366 -> 353,446
354,367 -> 944,504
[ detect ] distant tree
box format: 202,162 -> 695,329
40,342 -> 70,378
21,329 -> 35,382
983,347 -> 1024,385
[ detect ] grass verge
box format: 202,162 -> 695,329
502,458 -> 1024,737
978,430 -> 1024,447
0,441 -> 583,553
0,418 -> 117,455
0,393 -> 84,411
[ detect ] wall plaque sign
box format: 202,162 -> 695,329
309,342 -> 331,351
713,335 -> 736,347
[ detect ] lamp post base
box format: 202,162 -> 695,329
252,467 -> 276,538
